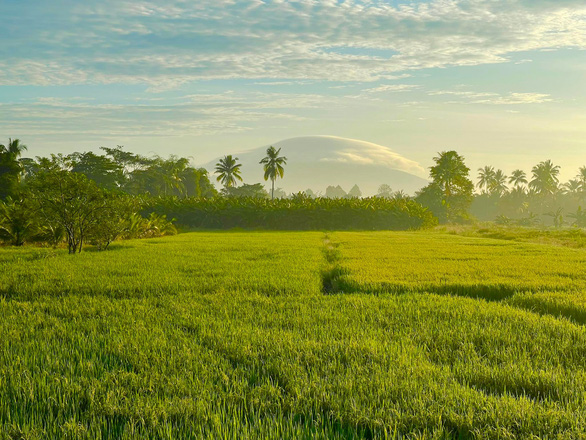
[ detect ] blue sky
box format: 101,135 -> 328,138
0,0 -> 585,181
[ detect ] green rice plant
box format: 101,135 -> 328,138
0,232 -> 324,300
2,230 -> 586,438
333,231 -> 586,298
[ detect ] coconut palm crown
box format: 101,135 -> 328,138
260,146 -> 287,200
214,155 -> 243,190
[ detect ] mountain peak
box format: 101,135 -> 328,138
204,136 -> 428,196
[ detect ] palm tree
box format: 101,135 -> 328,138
577,166 -> 586,186
0,138 -> 28,199
562,179 -> 581,195
157,156 -> 189,197
508,169 -> 527,188
260,146 -> 287,200
529,160 -> 560,195
430,151 -> 472,199
426,151 -> 474,222
477,166 -> 495,193
215,155 -> 243,190
577,166 -> 586,200
489,169 -> 508,196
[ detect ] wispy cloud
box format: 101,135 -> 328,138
318,137 -> 426,175
364,84 -> 421,93
0,0 -> 584,87
429,90 -> 553,105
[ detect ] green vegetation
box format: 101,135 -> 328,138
259,146 -> 287,200
471,162 -> 586,227
2,230 -> 586,438
333,231 -> 586,298
0,141 -> 436,251
146,195 -> 437,230
416,151 -> 474,223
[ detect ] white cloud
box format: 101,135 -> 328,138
429,90 -> 553,105
472,93 -> 553,105
317,137 -> 426,175
364,84 -> 421,93
0,0 -> 584,87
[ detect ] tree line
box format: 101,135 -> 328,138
471,162 -> 586,227
0,139 -> 436,251
1,137 -> 583,252
412,151 -> 586,227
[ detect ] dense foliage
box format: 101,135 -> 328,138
416,150 -> 474,223
470,162 -> 586,227
146,195 -> 437,230
0,156 -> 178,252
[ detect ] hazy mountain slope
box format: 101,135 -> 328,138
203,136 -> 429,196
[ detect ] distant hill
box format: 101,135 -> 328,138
202,136 -> 428,196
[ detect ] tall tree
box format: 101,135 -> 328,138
562,179 -> 581,195
576,166 -> 586,200
489,169 -> 508,196
377,184 -> 393,198
29,166 -> 110,254
508,169 -> 527,189
529,160 -> 560,195
224,183 -> 268,198
69,151 -> 124,190
259,146 -> 287,200
477,166 -> 495,194
0,138 -> 28,199
417,151 -> 473,223
215,155 -> 243,191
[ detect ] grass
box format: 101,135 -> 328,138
437,223 -> 586,248
334,231 -> 586,298
1,230 -> 586,438
0,232 -> 324,299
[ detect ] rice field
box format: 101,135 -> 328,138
1,230 -> 586,439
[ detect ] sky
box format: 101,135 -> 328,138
1,0 -> 585,183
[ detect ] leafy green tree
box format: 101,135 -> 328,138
88,194 -> 139,250
418,151 -> 473,223
377,184 -> 393,198
101,145 -> 147,170
29,167 -> 111,254
69,151 -> 125,190
180,167 -> 217,198
215,155 -> 243,190
530,160 -> 560,195
0,138 -> 28,199
260,146 -> 287,200
224,183 -> 268,198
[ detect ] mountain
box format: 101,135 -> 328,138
202,136 -> 428,196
